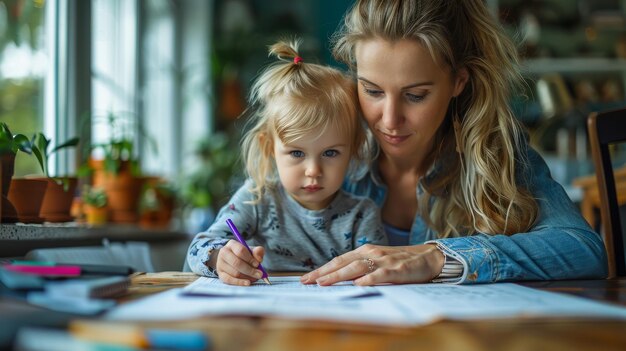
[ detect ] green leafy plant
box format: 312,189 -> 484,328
140,180 -> 178,213
82,185 -> 107,208
30,133 -> 80,177
0,123 -> 32,155
79,111 -> 156,176
181,132 -> 241,211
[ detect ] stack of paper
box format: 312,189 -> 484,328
105,276 -> 626,326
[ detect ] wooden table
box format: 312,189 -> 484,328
64,272 -> 626,351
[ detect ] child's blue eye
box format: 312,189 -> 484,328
323,150 -> 339,157
290,150 -> 305,158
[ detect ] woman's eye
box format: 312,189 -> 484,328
406,93 -> 425,103
323,150 -> 339,157
364,88 -> 383,97
289,150 -> 304,158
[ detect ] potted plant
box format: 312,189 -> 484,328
0,122 -> 32,223
7,177 -> 48,223
81,185 -> 108,225
139,177 -> 178,229
181,132 -> 242,233
79,112 -> 154,223
30,132 -> 80,222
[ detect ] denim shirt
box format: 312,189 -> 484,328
343,146 -> 608,284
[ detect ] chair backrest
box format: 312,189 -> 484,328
588,108 -> 626,278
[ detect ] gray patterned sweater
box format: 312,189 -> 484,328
186,181 -> 386,277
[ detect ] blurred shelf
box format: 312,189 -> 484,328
521,58 -> 626,75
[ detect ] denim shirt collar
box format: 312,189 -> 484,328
351,145 -> 437,243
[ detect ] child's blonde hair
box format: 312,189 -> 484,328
241,39 -> 367,203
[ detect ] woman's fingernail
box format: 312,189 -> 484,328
301,274 -> 309,281
255,271 -> 263,278
316,277 -> 327,285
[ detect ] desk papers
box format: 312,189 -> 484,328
378,283 -> 626,321
182,276 -> 378,299
105,278 -> 626,326
106,287 -> 411,324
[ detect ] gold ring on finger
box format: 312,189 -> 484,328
364,258 -> 376,274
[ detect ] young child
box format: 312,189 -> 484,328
186,39 -> 386,286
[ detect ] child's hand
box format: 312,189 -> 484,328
215,239 -> 266,286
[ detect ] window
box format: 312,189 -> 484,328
91,0 -> 138,158
90,0 -> 213,178
0,0 -> 46,176
141,0 -> 214,178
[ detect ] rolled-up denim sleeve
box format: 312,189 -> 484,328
430,148 -> 608,284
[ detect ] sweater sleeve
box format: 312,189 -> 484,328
186,182 -> 259,277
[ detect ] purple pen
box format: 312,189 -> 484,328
225,218 -> 271,284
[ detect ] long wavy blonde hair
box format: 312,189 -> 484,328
241,39 -> 369,203
333,0 -> 537,237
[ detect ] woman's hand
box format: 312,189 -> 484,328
300,244 -> 445,286
211,240 -> 266,286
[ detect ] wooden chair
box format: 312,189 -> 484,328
587,108 -> 626,278
573,166 -> 626,230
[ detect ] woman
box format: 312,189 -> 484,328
301,0 -> 607,286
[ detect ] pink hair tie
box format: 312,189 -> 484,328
294,56 -> 303,64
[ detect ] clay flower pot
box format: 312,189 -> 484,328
7,178 -> 48,223
36,177 -> 78,222
84,204 -> 108,225
90,159 -> 144,223
1,153 -> 18,223
139,176 -> 175,229
104,172 -> 145,223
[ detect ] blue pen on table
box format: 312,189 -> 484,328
226,218 -> 271,285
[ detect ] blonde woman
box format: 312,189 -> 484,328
186,40 -> 386,286
302,0 -> 607,286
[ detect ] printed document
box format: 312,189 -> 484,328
182,276 -> 378,299
106,277 -> 626,326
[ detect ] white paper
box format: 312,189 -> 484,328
105,279 -> 626,326
182,276 -> 379,300
105,288 -> 414,325
377,283 -> 626,321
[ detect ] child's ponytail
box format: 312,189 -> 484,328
242,38 -> 365,204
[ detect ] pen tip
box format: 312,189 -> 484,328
263,278 -> 271,285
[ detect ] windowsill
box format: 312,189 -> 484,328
0,223 -> 191,258
0,222 -> 189,241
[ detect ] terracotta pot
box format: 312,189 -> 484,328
139,176 -> 175,229
104,172 -> 145,223
84,204 -> 108,225
139,200 -> 174,228
7,178 -> 48,223
1,153 -> 15,195
89,159 -> 143,223
90,158 -> 106,188
1,153 -> 17,223
219,77 -> 246,121
35,177 -> 78,222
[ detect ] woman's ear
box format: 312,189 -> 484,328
453,67 -> 470,97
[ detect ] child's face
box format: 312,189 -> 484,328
273,126 -> 351,210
